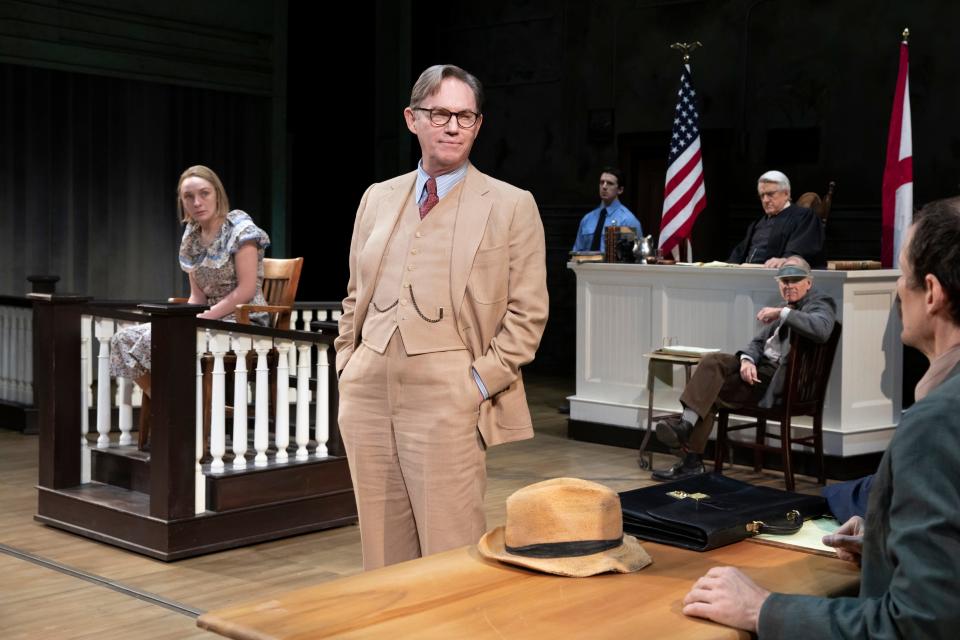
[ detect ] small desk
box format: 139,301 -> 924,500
198,540 -> 858,640
637,351 -> 702,469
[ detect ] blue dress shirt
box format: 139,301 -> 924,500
572,199 -> 642,252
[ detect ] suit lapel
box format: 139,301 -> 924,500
451,165 -> 493,316
358,172 -> 414,292
353,172 -> 414,334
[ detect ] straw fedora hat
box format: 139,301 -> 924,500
477,477 -> 652,577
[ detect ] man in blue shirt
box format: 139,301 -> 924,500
572,168 -> 642,252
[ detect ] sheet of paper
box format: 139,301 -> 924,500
660,346 -> 722,357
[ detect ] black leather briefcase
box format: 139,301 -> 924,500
619,473 -> 828,551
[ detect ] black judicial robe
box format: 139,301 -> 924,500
727,204 -> 825,268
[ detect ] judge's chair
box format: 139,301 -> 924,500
139,257 -> 305,450
795,181 -> 836,226
713,322 -> 842,491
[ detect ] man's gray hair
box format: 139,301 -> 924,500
409,64 -> 484,113
758,170 -> 791,194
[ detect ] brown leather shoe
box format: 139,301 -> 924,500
651,458 -> 705,481
655,417 -> 693,449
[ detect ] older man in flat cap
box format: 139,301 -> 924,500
652,255 -> 836,480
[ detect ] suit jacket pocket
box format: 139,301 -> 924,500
493,380 -> 532,429
467,245 -> 509,304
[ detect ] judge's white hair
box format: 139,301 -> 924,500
757,170 -> 791,194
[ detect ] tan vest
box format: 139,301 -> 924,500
361,182 -> 466,355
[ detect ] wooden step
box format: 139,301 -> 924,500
91,445 -> 150,492
36,457 -> 357,561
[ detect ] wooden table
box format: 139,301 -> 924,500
197,540 -> 859,639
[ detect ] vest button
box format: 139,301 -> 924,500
415,231 -> 423,238
411,248 -> 419,255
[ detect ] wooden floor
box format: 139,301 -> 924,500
0,374 -> 826,639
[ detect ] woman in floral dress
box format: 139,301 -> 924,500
109,165 -> 270,399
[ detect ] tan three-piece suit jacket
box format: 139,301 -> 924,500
335,163 -> 548,447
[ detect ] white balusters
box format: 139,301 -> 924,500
291,309 -> 301,331
84,318 -> 95,408
79,315 -> 92,482
114,321 -> 133,447
287,337 -> 297,374
0,306 -> 32,403
253,338 -> 272,466
295,342 -> 311,459
195,329 -> 207,514
331,310 -> 342,322
0,310 -> 7,400
23,307 -> 33,405
117,377 -> 133,446
208,332 -> 230,473
14,308 -> 28,403
274,340 -> 291,462
231,335 -> 251,469
94,319 -> 115,448
315,343 -> 330,457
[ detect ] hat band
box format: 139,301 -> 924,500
505,537 -> 622,559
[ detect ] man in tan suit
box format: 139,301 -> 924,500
335,64 -> 548,570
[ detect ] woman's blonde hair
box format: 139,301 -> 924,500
177,165 -> 230,223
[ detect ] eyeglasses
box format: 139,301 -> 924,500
758,189 -> 784,200
412,107 -> 481,129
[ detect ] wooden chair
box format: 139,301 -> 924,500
713,322 -> 842,491
139,258 -> 305,451
235,257 -> 304,330
795,181 -> 836,225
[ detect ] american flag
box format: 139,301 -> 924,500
658,64 -> 707,257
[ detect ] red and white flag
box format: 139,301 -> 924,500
881,33 -> 912,268
659,64 -> 707,258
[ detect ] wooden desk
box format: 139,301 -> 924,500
568,262 -> 902,457
198,541 -> 859,639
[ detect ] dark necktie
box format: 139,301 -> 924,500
420,177 -> 439,220
590,207 -> 608,251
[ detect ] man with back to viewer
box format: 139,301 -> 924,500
682,196 -> 960,638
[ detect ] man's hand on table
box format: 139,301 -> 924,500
682,566 -> 770,633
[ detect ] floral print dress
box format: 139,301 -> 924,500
109,210 -> 271,379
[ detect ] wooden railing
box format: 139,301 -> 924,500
32,295 -> 355,559
0,295 -> 33,406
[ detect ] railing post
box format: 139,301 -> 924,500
30,294 -> 90,490
253,338 -> 272,466
140,303 -> 206,520
274,340 -> 291,462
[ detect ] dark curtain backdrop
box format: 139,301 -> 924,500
0,62 -> 270,300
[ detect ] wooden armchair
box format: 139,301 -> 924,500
235,258 -> 304,329
713,322 -> 842,491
